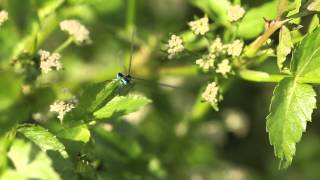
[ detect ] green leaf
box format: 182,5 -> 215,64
5,139 -> 61,180
94,94 -> 151,119
277,26 -> 293,71
238,1 -> 278,39
18,125 -> 68,158
0,71 -> 22,111
291,27 -> 320,80
266,77 -> 316,168
79,80 -> 120,112
37,0 -> 64,21
57,124 -> 91,143
190,0 -> 231,24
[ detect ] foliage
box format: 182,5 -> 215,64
2,0 -> 320,179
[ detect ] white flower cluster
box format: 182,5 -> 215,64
188,16 -> 210,35
216,59 -> 232,76
194,37 -> 243,76
227,5 -> 245,22
39,50 -> 63,74
0,10 -> 8,26
167,34 -> 184,59
60,19 -> 91,44
196,53 -> 215,72
226,39 -> 244,57
50,100 -> 75,122
202,82 -> 219,105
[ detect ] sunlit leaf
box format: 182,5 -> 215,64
266,78 -> 316,168
57,124 -> 91,143
94,94 -> 151,119
277,26 -> 293,71
18,124 -> 68,158
5,139 -> 61,180
291,27 -> 320,80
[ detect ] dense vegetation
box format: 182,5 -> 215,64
1,0 -> 320,179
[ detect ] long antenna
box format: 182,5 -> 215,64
128,29 -> 135,75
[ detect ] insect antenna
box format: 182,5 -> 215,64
116,50 -> 127,73
127,29 -> 135,75
133,77 -> 182,89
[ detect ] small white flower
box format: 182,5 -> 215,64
39,50 -> 62,74
167,34 -> 184,59
60,19 -> 91,44
196,53 -> 215,72
227,5 -> 245,22
0,10 -> 8,26
308,0 -> 320,11
202,82 -> 219,104
210,37 -> 224,54
226,39 -> 243,57
216,59 -> 232,76
188,16 -> 210,35
50,100 -> 75,122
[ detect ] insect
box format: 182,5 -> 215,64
113,30 -> 178,89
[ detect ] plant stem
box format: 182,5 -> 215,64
126,0 -> 136,33
244,20 -> 285,58
54,37 -> 73,53
239,70 -> 320,84
244,10 -> 316,58
277,0 -> 289,19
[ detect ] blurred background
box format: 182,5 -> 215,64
1,0 -> 320,179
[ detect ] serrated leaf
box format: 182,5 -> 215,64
266,78 -> 316,168
57,124 -> 91,143
238,1 -> 278,39
6,139 -> 61,180
277,26 -> 293,71
291,27 -> 320,79
18,125 -> 68,158
94,94 -> 151,119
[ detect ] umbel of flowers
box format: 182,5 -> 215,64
165,4 -> 246,109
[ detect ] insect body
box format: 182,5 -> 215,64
117,72 -> 132,86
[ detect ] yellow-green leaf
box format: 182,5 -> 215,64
94,94 -> 151,119
18,125 -> 68,158
291,27 -> 320,80
277,26 -> 293,71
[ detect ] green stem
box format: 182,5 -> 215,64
126,0 -> 136,33
239,70 -> 320,84
244,10 -> 316,58
54,37 -> 73,53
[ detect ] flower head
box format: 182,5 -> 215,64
210,37 -> 224,54
39,50 -> 62,74
188,16 -> 210,35
196,53 -> 215,72
0,10 -> 8,26
227,5 -> 245,22
216,59 -> 232,76
226,39 -> 243,57
202,82 -> 219,105
50,100 -> 76,122
60,20 -> 91,44
167,34 -> 184,59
